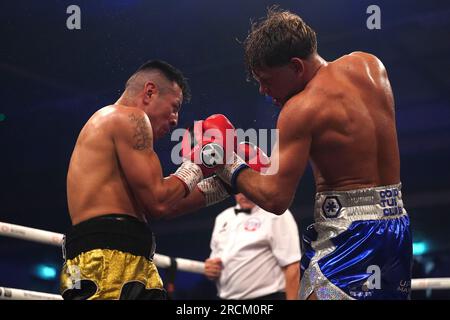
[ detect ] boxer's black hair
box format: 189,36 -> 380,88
244,6 -> 317,80
127,60 -> 191,102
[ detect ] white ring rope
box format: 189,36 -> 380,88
0,286 -> 62,300
0,221 -> 204,274
411,278 -> 450,290
1,221 -> 450,300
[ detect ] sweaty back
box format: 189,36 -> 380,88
308,52 -> 400,191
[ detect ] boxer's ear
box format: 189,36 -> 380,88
144,81 -> 157,98
290,57 -> 304,76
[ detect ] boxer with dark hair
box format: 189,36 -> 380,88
217,8 -> 413,300
61,60 -> 235,299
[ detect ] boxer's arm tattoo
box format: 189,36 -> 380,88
129,113 -> 152,150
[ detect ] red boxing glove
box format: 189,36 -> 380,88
236,141 -> 270,173
216,141 -> 271,194
181,114 -> 237,177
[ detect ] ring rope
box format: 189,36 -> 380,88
0,221 -> 204,274
0,286 -> 62,300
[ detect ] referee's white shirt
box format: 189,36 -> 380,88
209,205 -> 301,300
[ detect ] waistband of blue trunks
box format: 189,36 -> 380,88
315,183 -> 402,207
63,214 -> 155,261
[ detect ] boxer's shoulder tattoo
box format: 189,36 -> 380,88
129,113 -> 152,150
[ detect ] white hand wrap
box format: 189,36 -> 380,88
197,176 -> 230,206
172,160 -> 204,195
216,152 -> 249,191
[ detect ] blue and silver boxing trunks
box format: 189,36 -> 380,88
300,183 -> 412,300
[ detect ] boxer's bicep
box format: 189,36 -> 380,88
237,105 -> 312,214
115,112 -> 158,181
275,125 -> 311,188
114,111 -> 186,217
271,105 -> 312,197
113,112 -> 165,207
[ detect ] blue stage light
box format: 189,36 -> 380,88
413,242 -> 428,256
34,264 -> 57,280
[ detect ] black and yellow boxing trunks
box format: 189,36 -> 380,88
60,214 -> 166,300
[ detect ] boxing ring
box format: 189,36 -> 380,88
1,221 -> 450,300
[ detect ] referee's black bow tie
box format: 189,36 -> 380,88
234,208 -> 252,214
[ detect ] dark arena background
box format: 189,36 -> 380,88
1,0 -> 449,300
